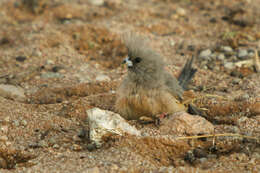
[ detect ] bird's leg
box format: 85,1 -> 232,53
156,112 -> 169,119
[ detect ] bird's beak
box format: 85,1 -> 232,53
122,56 -> 133,67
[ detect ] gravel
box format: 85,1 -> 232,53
221,46 -> 233,53
217,53 -> 225,61
199,49 -> 212,60
237,49 -> 248,59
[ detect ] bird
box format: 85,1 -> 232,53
115,33 -> 197,120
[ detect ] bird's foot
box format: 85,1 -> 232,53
139,116 -> 154,124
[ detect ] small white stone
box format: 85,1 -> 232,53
217,53 -> 225,61
46,60 -> 54,65
224,62 -> 234,70
176,8 -> 186,16
221,46 -> 233,53
95,74 -> 110,82
170,40 -> 176,46
88,0 -> 104,6
199,49 -> 212,60
0,125 -> 8,133
237,49 -> 248,59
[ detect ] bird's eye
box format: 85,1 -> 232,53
134,57 -> 142,63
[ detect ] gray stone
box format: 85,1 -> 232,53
0,84 -> 26,102
53,144 -> 60,149
232,78 -> 241,84
241,93 -> 250,100
41,72 -> 63,79
199,49 -> 212,60
199,158 -> 207,163
38,140 -> 48,147
21,120 -> 28,126
224,62 -> 234,70
221,46 -> 233,53
217,53 -> 225,61
46,60 -> 54,65
237,49 -> 248,59
248,52 -> 255,58
210,53 -> 217,59
13,120 -> 20,127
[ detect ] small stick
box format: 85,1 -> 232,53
176,133 -> 259,140
254,49 -> 260,72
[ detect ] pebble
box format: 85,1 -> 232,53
199,158 -> 207,163
88,0 -> 104,6
21,120 -> 28,126
41,72 -> 63,79
46,60 -> 54,65
237,49 -> 248,59
187,45 -> 195,51
224,62 -> 234,70
4,116 -> 10,122
95,74 -> 110,82
13,120 -> 20,127
0,84 -> 26,102
32,50 -> 42,57
49,137 -> 56,145
221,46 -> 233,53
199,49 -> 212,60
207,154 -> 217,159
38,140 -> 48,147
176,7 -> 186,16
52,66 -> 63,73
217,53 -> 225,61
0,135 -> 8,141
72,135 -> 81,142
241,93 -> 250,100
86,143 -> 96,151
209,18 -> 217,23
78,129 -> 87,139
71,144 -> 82,151
53,144 -> 60,149
0,125 -> 8,133
15,56 -> 27,62
248,51 -> 255,58
210,53 -> 217,59
232,78 -> 241,84
84,167 -> 100,173
170,40 -> 175,46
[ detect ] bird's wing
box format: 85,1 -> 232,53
164,72 -> 184,100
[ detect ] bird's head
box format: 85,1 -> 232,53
122,33 -> 164,76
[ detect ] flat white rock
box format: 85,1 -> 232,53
87,108 -> 141,147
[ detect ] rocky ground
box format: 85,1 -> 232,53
0,0 -> 260,172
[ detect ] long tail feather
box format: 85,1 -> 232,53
178,56 -> 197,90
